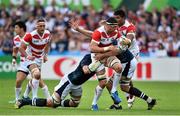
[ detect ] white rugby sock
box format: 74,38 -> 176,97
15,87 -> 22,101
41,85 -> 51,99
31,78 -> 39,99
92,85 -> 103,105
111,73 -> 121,93
23,81 -> 32,98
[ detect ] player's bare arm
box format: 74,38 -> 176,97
90,41 -> 111,53
82,65 -> 91,74
19,42 -> 27,57
12,47 -> 19,66
126,30 -> 135,41
19,42 -> 35,61
69,19 -> 93,38
94,46 -> 120,61
125,30 -> 136,47
43,42 -> 50,63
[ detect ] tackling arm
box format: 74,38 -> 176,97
94,46 -> 122,61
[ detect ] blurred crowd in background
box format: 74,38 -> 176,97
0,0 -> 180,57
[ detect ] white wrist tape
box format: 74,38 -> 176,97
88,61 -> 101,72
103,47 -> 110,52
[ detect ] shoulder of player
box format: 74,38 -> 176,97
44,30 -> 51,38
22,33 -> 32,41
44,29 -> 50,34
13,35 -> 21,44
95,26 -> 105,33
92,29 -> 101,36
24,32 -> 32,37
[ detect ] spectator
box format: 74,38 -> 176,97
0,2 -> 179,57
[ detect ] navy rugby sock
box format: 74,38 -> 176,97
129,87 -> 148,101
62,99 -> 70,107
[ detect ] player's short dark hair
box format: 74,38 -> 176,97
106,17 -> 118,25
114,10 -> 126,18
14,21 -> 26,32
36,17 -> 46,23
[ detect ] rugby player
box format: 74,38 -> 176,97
12,21 -> 50,108
88,17 -> 123,110
18,18 -> 51,104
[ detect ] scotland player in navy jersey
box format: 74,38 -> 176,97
16,54 -> 98,108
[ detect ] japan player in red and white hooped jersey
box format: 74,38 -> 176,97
13,21 -> 51,109
89,17 -> 123,110
19,18 -> 51,102
12,21 -> 30,106
113,9 -> 140,108
114,10 -> 139,58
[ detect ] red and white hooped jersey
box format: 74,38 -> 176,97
13,34 -> 29,62
92,26 -> 120,47
118,20 -> 139,57
23,30 -> 51,59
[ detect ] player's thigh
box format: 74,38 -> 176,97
17,61 -> 30,75
28,63 -> 39,71
120,58 -> 137,91
28,63 -> 41,78
16,71 -> 28,86
39,79 -> 46,88
54,76 -> 72,100
16,71 -> 28,80
122,58 -> 137,79
106,56 -> 121,68
70,86 -> 82,101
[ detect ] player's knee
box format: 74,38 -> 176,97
113,63 -> 122,73
31,68 -> 41,79
107,57 -> 122,73
114,65 -> 122,73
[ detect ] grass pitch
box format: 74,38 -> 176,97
0,78 -> 180,115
